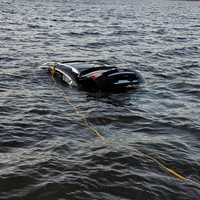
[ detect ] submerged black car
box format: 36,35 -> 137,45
48,63 -> 144,92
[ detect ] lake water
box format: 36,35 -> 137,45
0,0 -> 200,199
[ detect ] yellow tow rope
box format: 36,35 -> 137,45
64,96 -> 187,180
50,63 -> 56,77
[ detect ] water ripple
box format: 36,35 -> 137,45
0,0 -> 200,199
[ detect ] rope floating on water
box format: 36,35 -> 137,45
64,94 -> 187,181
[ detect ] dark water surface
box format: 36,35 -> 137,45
0,0 -> 200,199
